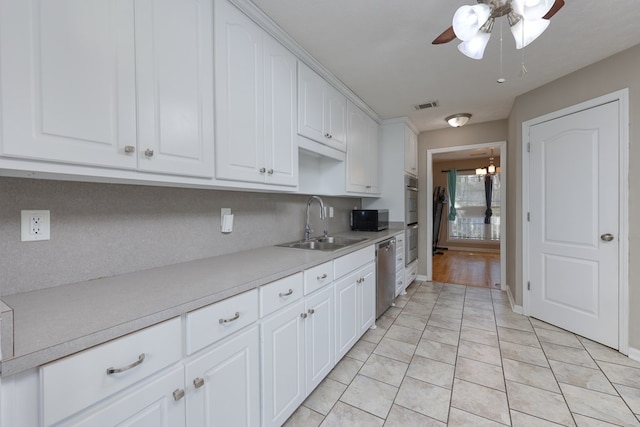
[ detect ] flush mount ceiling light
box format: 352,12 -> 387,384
446,113 -> 472,127
432,0 -> 565,60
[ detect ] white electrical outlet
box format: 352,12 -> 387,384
21,210 -> 51,241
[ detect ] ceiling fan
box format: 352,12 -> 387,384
432,0 -> 565,59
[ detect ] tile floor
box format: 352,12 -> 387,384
284,280 -> 640,427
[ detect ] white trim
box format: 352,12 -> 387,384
628,346 -> 640,363
227,0 -> 380,122
416,274 -> 428,282
443,246 -> 500,254
507,286 -> 523,314
380,117 -> 419,135
521,88 -> 630,353
427,141 -> 507,292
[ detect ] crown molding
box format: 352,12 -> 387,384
381,117 -> 419,134
228,0 -> 380,122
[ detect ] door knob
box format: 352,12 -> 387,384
601,233 -> 614,242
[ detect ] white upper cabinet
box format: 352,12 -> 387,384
134,0 -> 215,177
404,127 -> 418,176
346,101 -> 379,194
0,0 -> 214,178
214,0 -> 297,187
297,63 -> 347,152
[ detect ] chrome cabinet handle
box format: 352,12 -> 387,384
144,149 -> 154,157
259,167 -> 266,173
601,233 -> 614,242
366,185 -> 371,189
301,312 -> 308,319
267,169 -> 274,175
317,273 -> 328,280
193,377 -> 205,389
398,257 -> 403,261
279,289 -> 294,297
173,389 -> 185,401
124,145 -> 135,153
219,312 -> 240,324
106,353 -> 145,375
308,308 -> 315,315
324,133 -> 332,139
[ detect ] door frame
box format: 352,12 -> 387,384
426,140 -> 508,291
522,88 -> 629,353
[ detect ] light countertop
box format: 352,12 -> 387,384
0,229 -> 403,376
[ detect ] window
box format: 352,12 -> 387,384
448,173 -> 500,241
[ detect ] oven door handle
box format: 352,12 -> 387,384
411,224 -> 418,229
406,186 -> 418,192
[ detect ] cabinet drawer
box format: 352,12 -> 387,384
395,271 -> 405,296
186,289 -> 258,355
260,273 -> 303,317
41,317 -> 182,426
334,245 -> 375,279
304,261 -> 333,295
406,262 -> 418,285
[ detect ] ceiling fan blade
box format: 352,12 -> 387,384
542,0 -> 565,19
432,26 -> 456,44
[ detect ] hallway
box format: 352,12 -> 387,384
284,281 -> 640,426
432,250 -> 501,289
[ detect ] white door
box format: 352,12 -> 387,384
304,286 -> 334,393
261,300 -> 305,427
529,101 -> 620,348
185,326 -> 260,427
135,0 -> 214,178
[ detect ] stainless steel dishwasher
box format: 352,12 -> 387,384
376,237 -> 397,318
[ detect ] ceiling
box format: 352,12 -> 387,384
250,0 -> 640,132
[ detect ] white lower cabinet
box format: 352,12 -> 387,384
304,286 -> 335,392
261,300 -> 306,427
185,325 -> 260,427
62,366 -> 186,427
334,261 -> 375,361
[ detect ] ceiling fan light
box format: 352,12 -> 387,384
458,31 -> 491,59
452,4 -> 491,41
517,0 -> 555,21
510,18 -> 550,49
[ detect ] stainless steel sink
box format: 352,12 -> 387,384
277,236 -> 367,251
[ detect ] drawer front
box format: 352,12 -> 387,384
186,289 -> 258,355
260,273 -> 303,317
395,271 -> 405,296
304,261 -> 333,295
41,317 -> 182,426
406,262 -> 418,285
334,245 -> 375,279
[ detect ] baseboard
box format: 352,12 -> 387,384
628,346 -> 640,363
506,286 -> 523,314
416,274 -> 427,282
442,246 -> 500,254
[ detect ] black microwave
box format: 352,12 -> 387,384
350,209 -> 389,231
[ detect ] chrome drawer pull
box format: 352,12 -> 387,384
144,149 -> 154,157
173,389 -> 185,401
259,167 -> 266,173
317,273 -> 328,280
193,377 -> 205,389
219,312 -> 240,324
301,312 -> 308,319
267,169 -> 274,175
308,308 -> 315,315
106,353 -> 145,375
124,145 -> 135,153
279,289 -> 294,297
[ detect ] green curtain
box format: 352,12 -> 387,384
447,169 -> 457,221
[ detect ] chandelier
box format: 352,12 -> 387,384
446,0 -> 561,60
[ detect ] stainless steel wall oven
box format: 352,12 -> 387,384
405,174 -> 419,265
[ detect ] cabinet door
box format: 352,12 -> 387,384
214,0 -> 264,183
263,35 -> 298,187
68,366 -> 185,427
405,128 -> 418,176
135,0 -> 214,177
366,118 -> 380,194
325,85 -> 348,151
297,63 -> 326,144
334,273 -> 359,361
357,263 -> 377,336
186,325 -> 260,427
345,102 -> 369,193
305,286 -> 335,393
261,301 -> 305,427
0,0 -> 137,169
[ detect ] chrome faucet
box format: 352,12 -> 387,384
305,195 -> 326,241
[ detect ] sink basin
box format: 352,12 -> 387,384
277,236 -> 367,252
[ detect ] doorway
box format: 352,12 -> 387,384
426,141 -> 507,291
522,89 -> 629,352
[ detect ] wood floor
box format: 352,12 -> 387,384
432,250 -> 500,288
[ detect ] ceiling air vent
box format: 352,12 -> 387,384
414,100 -> 439,110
